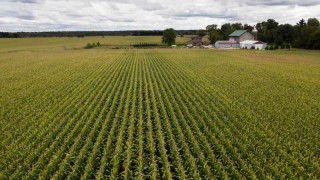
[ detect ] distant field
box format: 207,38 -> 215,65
0,37 -> 319,179
0,36 -> 190,52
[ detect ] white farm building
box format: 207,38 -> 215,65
215,29 -> 267,50
214,41 -> 239,48
240,40 -> 267,50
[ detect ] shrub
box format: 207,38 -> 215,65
286,45 -> 290,49
250,46 -> 255,50
132,43 -> 159,48
274,45 -> 279,50
270,46 -> 274,50
97,42 -> 101,46
281,45 -> 285,49
85,43 -> 93,49
245,47 -> 248,49
265,46 -> 269,50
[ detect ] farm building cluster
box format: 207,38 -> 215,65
187,29 -> 267,50
215,29 -> 267,50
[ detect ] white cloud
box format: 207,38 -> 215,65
0,0 -> 319,31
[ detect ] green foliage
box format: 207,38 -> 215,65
297,19 -> 307,27
162,28 -> 176,46
197,30 -> 206,38
220,23 -> 245,39
250,46 -> 255,49
269,46 -> 274,50
206,24 -> 218,31
243,24 -> 254,32
307,30 -> 320,49
208,29 -> 222,44
85,43 -> 94,49
132,43 -> 159,48
85,42 -> 101,49
265,46 -> 269,50
254,18 -> 319,49
307,18 -> 320,27
275,36 -> 283,46
256,19 -> 279,43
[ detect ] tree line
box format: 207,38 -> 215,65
0,30 -> 199,38
206,18 -> 320,49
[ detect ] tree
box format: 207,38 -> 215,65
206,24 -> 217,31
162,28 -> 176,46
293,26 -> 318,48
266,19 -> 279,30
275,36 -> 284,46
307,30 -> 320,49
264,19 -> 279,43
231,23 -> 243,30
220,23 -> 244,39
307,18 -> 320,27
208,29 -> 222,44
220,23 -> 233,39
255,19 -> 279,43
244,24 -> 254,32
197,30 -> 206,38
297,19 -> 306,28
277,24 -> 294,44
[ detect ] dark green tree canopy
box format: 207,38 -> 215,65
307,18 -> 320,27
206,24 -> 217,31
243,24 -> 254,32
162,28 -> 176,46
208,29 -> 222,44
297,19 -> 307,28
197,30 -> 206,38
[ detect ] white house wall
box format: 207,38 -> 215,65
240,43 -> 267,50
255,44 -> 267,50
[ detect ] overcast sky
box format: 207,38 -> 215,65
1,0 -> 320,32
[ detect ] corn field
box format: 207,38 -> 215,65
0,48 -> 319,179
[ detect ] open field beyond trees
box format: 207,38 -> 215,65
0,37 -> 320,179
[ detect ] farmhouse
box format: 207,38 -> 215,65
215,29 -> 267,49
187,36 -> 203,47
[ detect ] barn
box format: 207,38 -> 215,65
240,40 -> 267,50
229,30 -> 255,43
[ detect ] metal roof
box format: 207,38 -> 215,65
216,41 -> 238,44
229,30 -> 247,37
